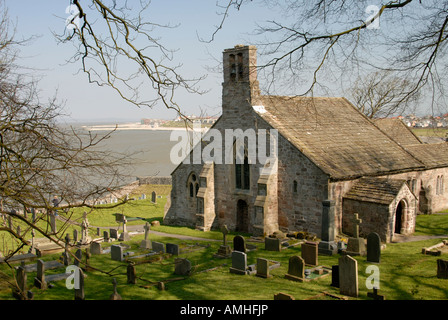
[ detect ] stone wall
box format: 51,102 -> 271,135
136,176 -> 172,186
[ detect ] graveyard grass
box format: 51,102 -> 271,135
0,184 -> 447,300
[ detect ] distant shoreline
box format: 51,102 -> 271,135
81,122 -> 207,132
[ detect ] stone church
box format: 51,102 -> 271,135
163,44 -> 448,243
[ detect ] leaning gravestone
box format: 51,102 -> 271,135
339,255 -> 358,297
285,256 -> 305,282
366,232 -> 381,263
151,191 -> 157,203
174,258 -> 192,276
233,235 -> 246,253
110,228 -> 119,240
34,259 -> 46,289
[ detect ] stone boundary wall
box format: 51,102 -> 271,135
136,176 -> 172,186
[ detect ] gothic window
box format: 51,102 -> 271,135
293,180 -> 298,193
237,53 -> 243,80
187,173 -> 199,198
234,141 -> 250,190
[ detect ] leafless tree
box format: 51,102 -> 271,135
347,70 -> 421,118
56,0 -> 206,121
208,0 -> 448,114
0,2 -> 135,298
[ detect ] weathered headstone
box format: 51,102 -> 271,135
265,237 -> 281,251
230,251 -> 250,275
14,264 -> 27,299
103,230 -> 110,242
301,241 -> 318,266
339,255 -> 358,297
74,268 -> 85,300
34,259 -> 47,289
90,241 -> 102,255
80,211 -> 91,244
73,229 -> 79,244
285,256 -> 305,282
111,245 -> 124,262
256,258 -> 270,278
166,243 -> 179,255
109,228 -> 119,240
152,241 -> 165,253
233,235 -> 246,253
50,213 -> 57,233
318,199 -> 338,255
274,292 -> 295,300
366,232 -> 381,263
174,258 -> 192,276
127,262 -> 137,284
74,249 -> 82,267
151,191 -> 157,203
437,259 -> 448,279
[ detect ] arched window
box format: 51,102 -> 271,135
187,173 -> 199,198
234,141 -> 250,190
293,180 -> 298,193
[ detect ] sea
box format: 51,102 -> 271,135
65,122 -> 182,185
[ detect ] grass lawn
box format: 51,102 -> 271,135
0,184 -> 447,300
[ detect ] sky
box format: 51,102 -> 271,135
5,1 -> 280,123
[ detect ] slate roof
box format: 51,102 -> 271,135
254,96 -> 425,180
373,118 -> 422,146
343,177 -> 409,205
405,143 -> 448,169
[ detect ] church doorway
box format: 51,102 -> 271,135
394,200 -> 405,234
236,199 -> 249,232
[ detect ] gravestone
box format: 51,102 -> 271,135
80,212 -> 91,244
74,268 -> 85,300
151,191 -> 157,203
437,259 -> 448,279
230,251 -> 254,275
339,255 -> 358,297
140,222 -> 152,249
50,213 -> 57,233
274,292 -> 295,300
111,245 -> 124,262
110,278 -> 122,300
265,237 -> 281,251
127,262 -> 137,284
166,243 -> 179,255
118,216 -> 130,241
301,241 -> 318,266
285,256 -> 305,282
152,241 -> 165,253
34,259 -> 46,289
366,232 -> 381,263
256,258 -> 270,278
331,265 -> 339,288
368,287 -> 385,300
73,229 -> 79,243
345,213 -> 366,256
90,242 -> 102,255
74,249 -> 82,267
318,199 -> 338,255
110,228 -> 119,240
103,230 -> 110,242
233,235 -> 246,253
174,258 -> 192,276
14,264 -> 27,300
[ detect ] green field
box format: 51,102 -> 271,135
0,184 -> 447,300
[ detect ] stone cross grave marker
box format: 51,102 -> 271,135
339,255 -> 358,298
366,232 -> 381,263
110,278 -> 122,300
140,222 -> 152,249
352,213 -> 362,238
346,213 -> 366,256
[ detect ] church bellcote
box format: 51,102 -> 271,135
222,45 -> 260,116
